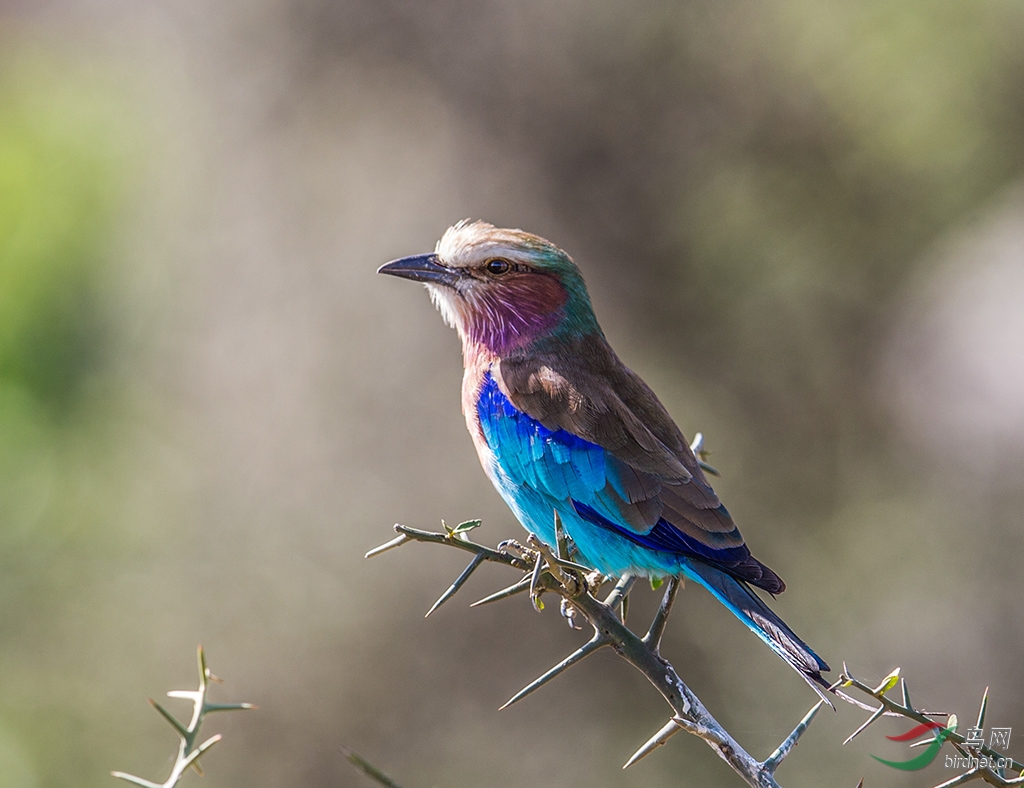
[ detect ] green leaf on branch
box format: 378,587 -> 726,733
452,519 -> 483,535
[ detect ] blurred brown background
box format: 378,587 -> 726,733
1,1 -> 1023,786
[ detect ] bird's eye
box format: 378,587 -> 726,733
485,258 -> 511,275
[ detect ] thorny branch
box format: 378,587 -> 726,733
367,518 -> 1024,788
366,441 -> 1020,787
838,668 -> 1024,787
367,520 -> 819,788
112,646 -> 255,788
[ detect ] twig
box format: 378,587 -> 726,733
622,717 -> 685,769
499,632 -> 610,710
112,646 -> 255,788
341,747 -> 407,788
425,553 -> 486,617
642,577 -> 680,653
367,522 -> 830,787
763,701 -> 825,775
837,667 -> 1024,787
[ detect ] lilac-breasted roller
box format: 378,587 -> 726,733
379,220 -> 829,693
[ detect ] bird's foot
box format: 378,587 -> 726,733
495,534 -> 590,616
526,534 -> 589,599
496,538 -> 530,558
559,598 -> 583,630
585,570 -> 607,596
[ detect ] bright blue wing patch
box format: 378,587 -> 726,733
477,373 -> 605,504
476,373 -> 749,570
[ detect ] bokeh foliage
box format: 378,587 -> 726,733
0,50 -> 137,786
0,52 -> 127,538
0,56 -> 127,406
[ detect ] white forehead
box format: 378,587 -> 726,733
435,219 -> 550,268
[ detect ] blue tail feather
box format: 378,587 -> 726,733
679,558 -> 831,697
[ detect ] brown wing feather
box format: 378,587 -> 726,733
496,333 -> 713,502
495,333 -> 785,594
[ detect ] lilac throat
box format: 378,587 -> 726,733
463,275 -> 567,355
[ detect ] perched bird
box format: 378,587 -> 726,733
379,220 -> 829,693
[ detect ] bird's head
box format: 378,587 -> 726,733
379,220 -> 599,355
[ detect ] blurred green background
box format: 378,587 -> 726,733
1,1 -> 1023,786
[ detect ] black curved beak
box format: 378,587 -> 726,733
378,253 -> 461,288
